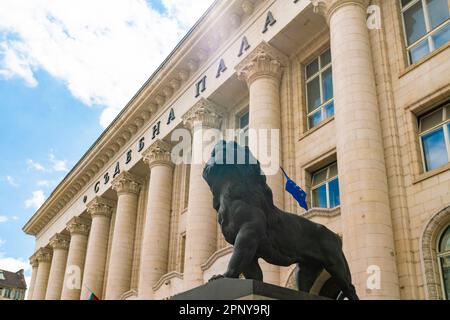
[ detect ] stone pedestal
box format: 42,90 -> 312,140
172,278 -> 328,300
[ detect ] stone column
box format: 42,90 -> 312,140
80,196 -> 114,300
312,0 -> 400,299
236,41 -> 287,209
32,247 -> 52,300
105,171 -> 141,300
45,233 -> 70,300
138,140 -> 174,299
27,255 -> 38,300
236,42 -> 288,286
182,98 -> 223,290
60,216 -> 91,300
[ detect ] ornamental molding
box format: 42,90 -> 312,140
35,247 -> 53,263
120,289 -> 138,300
152,271 -> 184,291
301,206 -> 341,220
201,245 -> 233,271
49,233 -> 71,250
111,171 -> 142,195
66,216 -> 91,236
420,205 -> 450,300
182,98 -> 223,130
142,139 -> 174,169
86,196 -> 114,219
311,0 -> 370,24
236,41 -> 288,85
29,253 -> 39,268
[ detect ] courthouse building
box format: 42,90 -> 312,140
23,0 -> 450,300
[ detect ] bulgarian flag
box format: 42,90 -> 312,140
88,291 -> 99,300
85,286 -> 100,300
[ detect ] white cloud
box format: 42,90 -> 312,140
36,180 -> 50,187
0,252 -> 30,273
0,238 -> 5,247
26,159 -> 45,172
25,190 -> 46,209
5,175 -> 19,187
0,216 -> 8,223
0,0 -> 215,128
12,216 -> 19,221
49,153 -> 68,172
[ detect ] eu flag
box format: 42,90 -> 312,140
280,167 -> 308,211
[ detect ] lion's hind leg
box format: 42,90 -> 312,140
296,262 -> 323,293
324,255 -> 359,300
242,258 -> 263,281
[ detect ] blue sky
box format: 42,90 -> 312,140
0,0 -> 214,289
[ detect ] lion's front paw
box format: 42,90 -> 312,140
208,274 -> 225,282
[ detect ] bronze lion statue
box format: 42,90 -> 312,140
202,140 -> 358,300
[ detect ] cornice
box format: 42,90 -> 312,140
22,0 -> 266,236
142,139 -> 174,169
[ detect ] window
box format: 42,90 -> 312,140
400,0 -> 450,64
0,271 -> 4,280
419,104 -> 450,171
238,111 -> 249,147
305,49 -> 334,129
4,287 -> 11,299
438,225 -> 450,299
311,162 -> 340,209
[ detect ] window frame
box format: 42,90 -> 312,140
304,49 -> 334,130
437,225 -> 450,300
400,0 -> 450,64
311,162 -> 339,209
237,109 -> 249,147
418,104 -> 450,172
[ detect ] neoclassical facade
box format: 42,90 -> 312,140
23,0 -> 450,300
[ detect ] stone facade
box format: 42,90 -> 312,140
23,0 -> 450,300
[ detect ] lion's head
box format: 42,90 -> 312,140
202,140 -> 275,210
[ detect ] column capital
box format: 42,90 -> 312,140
66,216 -> 91,236
182,98 -> 223,131
142,139 -> 174,169
311,0 -> 370,23
87,196 -> 114,219
35,247 -> 53,263
29,253 -> 39,267
236,41 -> 288,85
111,171 -> 142,195
49,233 -> 71,250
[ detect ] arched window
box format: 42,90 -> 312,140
438,225 -> 450,299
